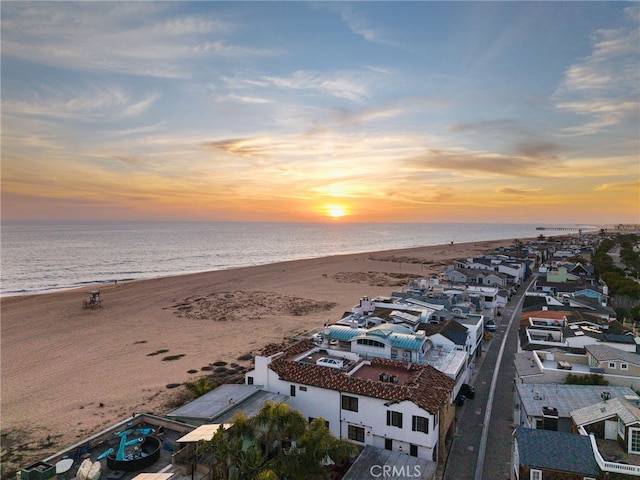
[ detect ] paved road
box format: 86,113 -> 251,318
443,277 -> 533,480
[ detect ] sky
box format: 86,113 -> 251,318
1,1 -> 639,224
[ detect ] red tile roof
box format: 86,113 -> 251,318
265,340 -> 455,414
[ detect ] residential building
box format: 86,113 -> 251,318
513,383 -> 637,433
514,348 -> 640,389
585,344 -> 640,379
511,427 -> 602,480
245,339 -> 456,466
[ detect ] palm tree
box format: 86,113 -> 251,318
254,471 -> 278,480
199,403 -> 354,480
252,402 -> 307,459
281,418 -> 355,480
200,424 -> 243,480
513,238 -> 524,257
183,377 -> 214,398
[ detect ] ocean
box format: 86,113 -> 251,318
1,221 -> 562,297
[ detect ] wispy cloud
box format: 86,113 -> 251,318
1,3 -> 274,79
327,3 -> 397,47
498,187 -> 541,195
261,70 -> 372,102
553,6 -> 639,135
593,181 -> 640,192
3,83 -> 159,121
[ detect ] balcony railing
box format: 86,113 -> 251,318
588,433 -> 640,475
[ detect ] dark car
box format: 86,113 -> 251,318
460,383 -> 475,399
455,393 -> 466,406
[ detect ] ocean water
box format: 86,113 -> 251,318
1,221 -> 554,297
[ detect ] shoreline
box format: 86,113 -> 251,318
1,238 -> 524,472
1,235 -> 537,299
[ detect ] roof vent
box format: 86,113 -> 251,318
601,391 -> 611,401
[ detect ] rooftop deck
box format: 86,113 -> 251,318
350,363 -> 412,385
42,415 -> 201,480
596,438 -> 640,467
540,358 -> 592,374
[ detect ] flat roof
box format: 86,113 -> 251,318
214,390 -> 289,424
43,414 -> 196,480
343,446 -> 437,480
167,384 -> 263,422
351,363 -> 412,385
516,383 -> 636,418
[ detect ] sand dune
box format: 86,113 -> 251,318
0,239 -> 515,471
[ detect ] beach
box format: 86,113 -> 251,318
1,239 -> 516,472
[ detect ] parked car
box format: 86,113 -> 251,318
460,383 -> 476,399
455,393 -> 466,406
485,320 -> 496,332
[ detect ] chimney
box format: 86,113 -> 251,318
542,406 -> 558,431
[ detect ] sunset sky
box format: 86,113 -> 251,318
2,2 -> 638,224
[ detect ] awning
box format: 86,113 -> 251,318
176,424 -> 232,443
131,474 -> 174,480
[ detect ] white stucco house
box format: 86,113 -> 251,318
245,339 -> 456,466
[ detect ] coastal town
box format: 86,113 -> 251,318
10,226 -> 640,480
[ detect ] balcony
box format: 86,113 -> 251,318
588,433 -> 640,476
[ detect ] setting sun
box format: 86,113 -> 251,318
325,204 -> 347,218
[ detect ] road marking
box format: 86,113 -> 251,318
474,279 -> 532,480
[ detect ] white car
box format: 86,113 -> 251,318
486,320 -> 496,332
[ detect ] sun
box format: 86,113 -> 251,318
325,204 -> 347,219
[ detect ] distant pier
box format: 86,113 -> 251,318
535,226 -> 598,232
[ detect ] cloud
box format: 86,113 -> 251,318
1,3 -> 273,79
553,6 -> 639,135
2,83 -> 159,121
213,93 -> 275,105
406,149 -> 556,178
498,187 -> 541,195
593,181 -> 640,192
450,119 -> 526,135
261,70 -> 371,102
326,3 -> 397,47
108,155 -> 143,166
512,140 -> 560,159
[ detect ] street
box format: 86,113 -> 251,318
443,276 -> 534,480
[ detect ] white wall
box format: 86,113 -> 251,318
247,354 -> 441,460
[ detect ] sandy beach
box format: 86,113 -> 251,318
1,239 -> 517,472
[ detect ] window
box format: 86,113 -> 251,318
299,386 -> 307,391
341,395 -> 359,412
530,469 -> 542,480
609,362 -> 617,369
621,363 -> 629,371
347,425 -> 365,443
356,338 -> 385,348
290,385 -> 296,397
412,415 -> 429,434
308,417 -> 329,428
629,427 -> 640,454
619,417 -> 626,439
387,410 -> 403,428
246,376 -> 254,385
434,411 -> 439,428
410,444 -> 418,457
385,438 -> 392,451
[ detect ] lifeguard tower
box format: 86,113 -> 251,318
83,290 -> 102,309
